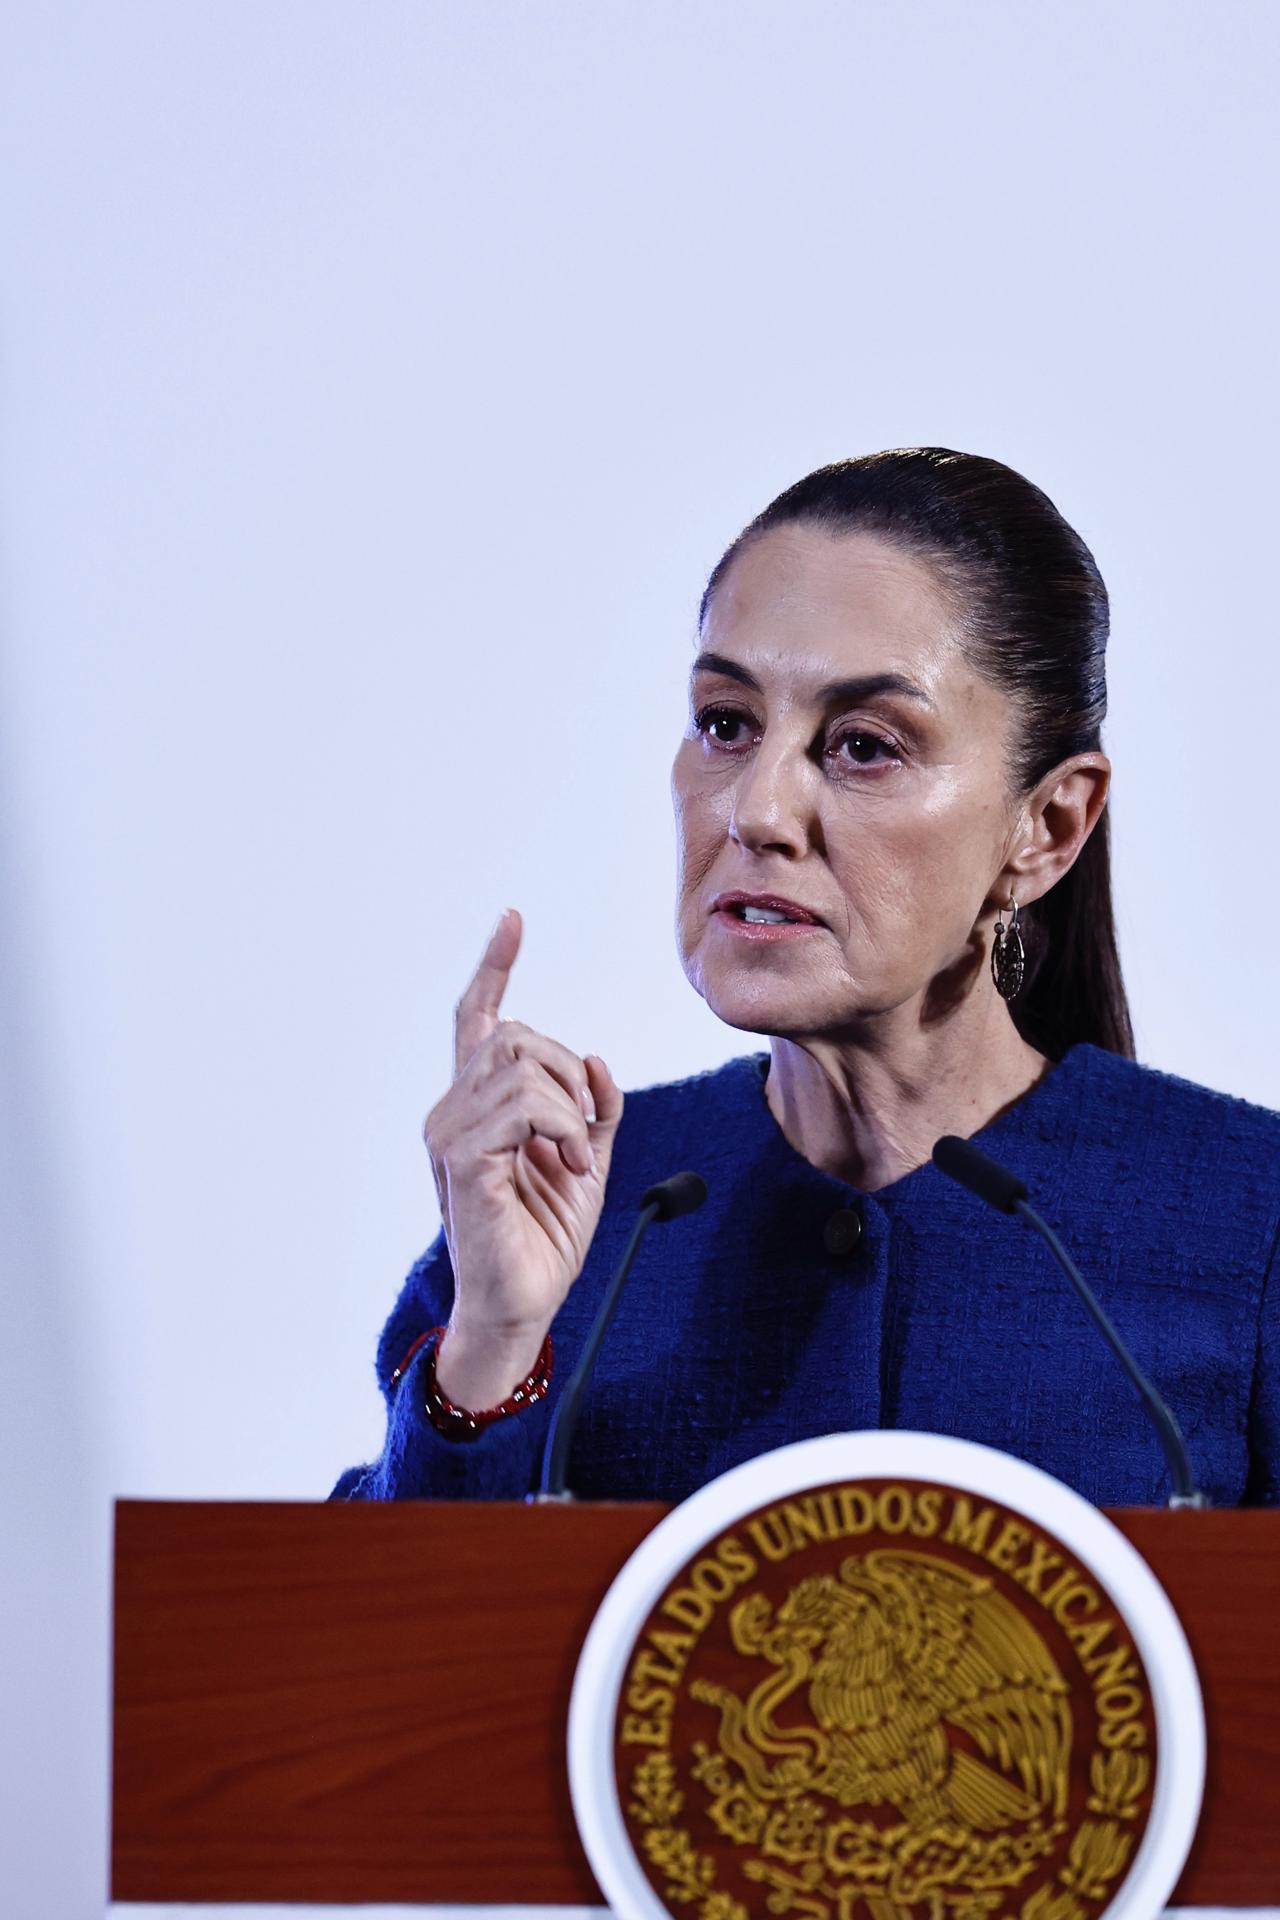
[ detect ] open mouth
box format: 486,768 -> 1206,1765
714,896 -> 823,931
730,903 -> 804,925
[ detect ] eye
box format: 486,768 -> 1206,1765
693,703 -> 758,749
829,728 -> 900,768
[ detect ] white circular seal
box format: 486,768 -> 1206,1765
569,1431 -> 1203,1920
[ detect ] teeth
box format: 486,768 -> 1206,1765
741,905 -> 792,924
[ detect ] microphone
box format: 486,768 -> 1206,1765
534,1171 -> 708,1501
932,1135 -> 1205,1507
643,1169 -> 708,1222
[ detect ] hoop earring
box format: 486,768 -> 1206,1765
991,895 -> 1026,1002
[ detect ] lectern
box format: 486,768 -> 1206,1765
111,1501 -> 1278,1907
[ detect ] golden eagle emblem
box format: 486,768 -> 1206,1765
692,1549 -> 1071,1835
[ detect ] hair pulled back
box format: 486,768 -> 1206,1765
698,448 -> 1134,1061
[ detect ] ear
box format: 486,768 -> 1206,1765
995,752 -> 1111,910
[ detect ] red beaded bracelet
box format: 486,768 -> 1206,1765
391,1325 -> 554,1438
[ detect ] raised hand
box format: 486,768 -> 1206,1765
421,907 -> 624,1410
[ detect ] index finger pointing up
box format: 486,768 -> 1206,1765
453,906 -> 523,1078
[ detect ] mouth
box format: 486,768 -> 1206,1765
710,892 -> 826,940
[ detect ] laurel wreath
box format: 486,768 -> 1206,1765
626,1743 -> 1148,1920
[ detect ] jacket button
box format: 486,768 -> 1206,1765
823,1208 -> 863,1257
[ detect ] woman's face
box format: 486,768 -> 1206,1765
671,523 -> 1025,1039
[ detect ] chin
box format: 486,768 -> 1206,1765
685,964 -> 837,1041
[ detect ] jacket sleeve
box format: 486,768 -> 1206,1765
327,1228 -> 554,1500
1245,1214 -> 1280,1506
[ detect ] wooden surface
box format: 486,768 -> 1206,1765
111,1500 -> 1279,1906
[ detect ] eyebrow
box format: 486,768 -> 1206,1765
691,650 -> 932,707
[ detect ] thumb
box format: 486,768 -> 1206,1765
583,1054 -> 625,1174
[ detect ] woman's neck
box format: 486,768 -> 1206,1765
763,989 -> 1051,1194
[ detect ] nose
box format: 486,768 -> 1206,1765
728,735 -> 815,858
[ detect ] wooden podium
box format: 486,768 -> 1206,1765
111,1500 -> 1279,1907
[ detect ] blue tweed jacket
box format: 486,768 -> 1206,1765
330,1044 -> 1280,1508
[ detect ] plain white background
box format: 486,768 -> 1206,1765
2,2 -> 1277,1913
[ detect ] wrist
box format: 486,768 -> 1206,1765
428,1323 -> 553,1439
434,1317 -> 552,1416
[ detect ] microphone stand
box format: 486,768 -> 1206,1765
933,1134 -> 1207,1508
532,1171 -> 706,1503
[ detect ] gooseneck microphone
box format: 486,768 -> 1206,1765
932,1134 -> 1205,1508
535,1171 -> 708,1501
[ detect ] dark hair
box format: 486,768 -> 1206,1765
698,447 -> 1134,1061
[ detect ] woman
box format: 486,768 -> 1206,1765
331,449 -> 1279,1508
